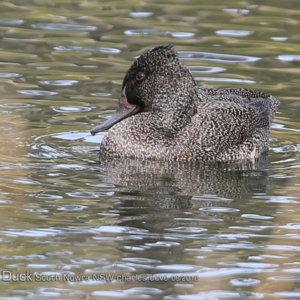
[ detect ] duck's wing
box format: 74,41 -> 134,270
190,100 -> 271,155
199,87 -> 280,126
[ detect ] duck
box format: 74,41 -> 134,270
90,45 -> 279,162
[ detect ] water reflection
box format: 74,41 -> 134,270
215,30 -> 252,37
129,12 -> 153,18
40,80 -> 79,86
194,77 -> 256,84
277,55 -> 300,62
0,72 -> 21,78
32,23 -> 97,31
0,18 -> 24,25
54,46 -> 121,54
17,90 -> 58,96
96,155 -> 270,232
189,66 -> 226,74
178,51 -> 260,63
51,106 -> 91,113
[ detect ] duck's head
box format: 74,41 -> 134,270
91,45 -> 197,135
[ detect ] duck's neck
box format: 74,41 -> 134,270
151,85 -> 198,135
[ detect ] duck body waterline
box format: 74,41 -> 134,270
91,45 -> 279,162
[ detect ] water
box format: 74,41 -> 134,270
0,0 -> 299,299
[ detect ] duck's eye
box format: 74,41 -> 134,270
136,72 -> 145,81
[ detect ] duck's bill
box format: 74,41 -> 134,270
90,88 -> 140,135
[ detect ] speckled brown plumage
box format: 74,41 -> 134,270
91,45 -> 280,162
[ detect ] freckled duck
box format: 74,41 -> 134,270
90,45 -> 279,161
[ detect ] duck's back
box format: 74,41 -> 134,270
199,87 -> 279,126
183,87 -> 280,161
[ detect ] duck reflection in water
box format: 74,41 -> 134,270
94,155 -> 271,231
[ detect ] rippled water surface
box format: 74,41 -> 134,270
0,0 -> 300,299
